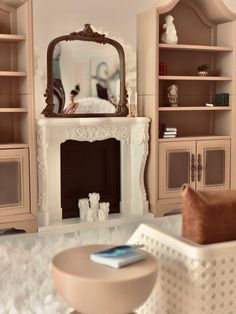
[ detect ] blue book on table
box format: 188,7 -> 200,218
90,245 -> 146,268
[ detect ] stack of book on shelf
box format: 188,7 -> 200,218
159,124 -> 177,138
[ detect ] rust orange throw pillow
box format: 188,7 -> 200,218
181,184 -> 236,244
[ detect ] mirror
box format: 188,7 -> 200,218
42,24 -> 128,117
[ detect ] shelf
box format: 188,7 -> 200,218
0,34 -> 25,42
159,106 -> 231,111
159,76 -> 232,81
0,108 -> 28,113
158,135 -> 231,142
159,43 -> 233,52
0,71 -> 27,77
0,143 -> 29,149
0,0 -> 25,8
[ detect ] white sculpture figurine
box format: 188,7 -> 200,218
168,84 -> 178,107
161,15 -> 178,44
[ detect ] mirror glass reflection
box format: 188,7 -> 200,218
52,41 -> 120,114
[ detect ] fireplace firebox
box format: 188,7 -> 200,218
61,139 -> 120,219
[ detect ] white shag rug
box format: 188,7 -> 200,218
0,226 -> 137,314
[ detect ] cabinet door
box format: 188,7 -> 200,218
0,149 -> 30,216
196,139 -> 230,191
159,141 -> 196,199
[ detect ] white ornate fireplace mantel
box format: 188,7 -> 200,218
37,117 -> 151,227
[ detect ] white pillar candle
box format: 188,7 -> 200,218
78,198 -> 89,220
87,208 -> 98,222
98,210 -> 108,221
89,193 -> 100,210
98,202 -> 110,221
99,202 -> 110,213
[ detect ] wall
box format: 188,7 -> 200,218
33,0 -> 236,117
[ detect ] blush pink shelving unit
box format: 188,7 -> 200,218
137,0 -> 236,216
0,0 -> 37,232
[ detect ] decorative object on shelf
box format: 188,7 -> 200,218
197,64 -> 209,76
159,62 -> 167,75
159,124 -> 177,138
167,83 -> 178,107
215,93 -> 229,106
78,198 -> 90,220
98,202 -> 110,221
161,15 -> 178,44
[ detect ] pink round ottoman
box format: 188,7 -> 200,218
52,244 -> 157,314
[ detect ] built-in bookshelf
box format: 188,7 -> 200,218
137,0 -> 236,216
0,0 -> 37,232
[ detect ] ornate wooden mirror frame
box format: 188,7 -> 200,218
42,24 -> 128,117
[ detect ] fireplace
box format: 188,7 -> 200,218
61,139 -> 120,218
37,117 -> 150,227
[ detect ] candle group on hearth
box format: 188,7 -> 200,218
78,193 -> 110,222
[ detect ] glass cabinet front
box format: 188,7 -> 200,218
0,160 -> 21,207
0,149 -> 30,215
197,140 -> 230,191
168,151 -> 190,189
159,141 -> 196,199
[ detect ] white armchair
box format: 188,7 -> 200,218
128,215 -> 236,314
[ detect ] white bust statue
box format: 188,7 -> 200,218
161,15 -> 178,44
168,84 -> 178,106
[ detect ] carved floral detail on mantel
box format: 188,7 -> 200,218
49,125 -> 131,145
37,125 -> 49,213
131,124 -> 149,202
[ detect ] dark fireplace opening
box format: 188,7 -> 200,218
61,139 -> 120,219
